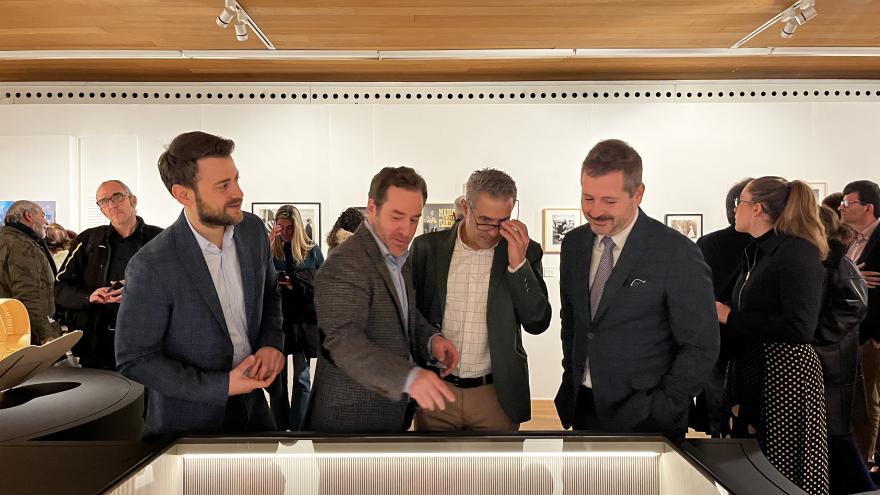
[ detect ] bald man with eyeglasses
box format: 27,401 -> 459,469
55,180 -> 162,369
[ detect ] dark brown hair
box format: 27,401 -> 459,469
747,176 -> 828,258
842,180 -> 880,219
726,178 -> 754,225
368,166 -> 428,208
581,139 -> 643,195
818,204 -> 854,246
157,131 -> 235,193
327,208 -> 365,250
821,192 -> 844,218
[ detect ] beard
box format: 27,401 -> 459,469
195,192 -> 243,227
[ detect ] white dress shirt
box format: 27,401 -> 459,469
185,212 -> 252,367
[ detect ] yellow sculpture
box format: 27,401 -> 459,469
0,298 -> 30,360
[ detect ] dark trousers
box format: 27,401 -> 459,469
223,389 -> 276,433
573,386 -> 685,441
829,434 -> 876,495
266,352 -> 311,431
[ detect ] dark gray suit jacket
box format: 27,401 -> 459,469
410,225 -> 551,424
116,211 -> 284,438
305,224 -> 435,433
555,209 -> 719,435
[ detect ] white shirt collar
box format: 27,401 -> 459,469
184,210 -> 235,253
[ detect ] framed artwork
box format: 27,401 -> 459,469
0,200 -> 56,227
251,202 -> 322,246
542,208 -> 582,253
421,203 -> 457,235
807,181 -> 828,202
665,213 -> 702,242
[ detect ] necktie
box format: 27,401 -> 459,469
590,236 -> 616,319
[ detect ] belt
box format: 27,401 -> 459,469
442,373 -> 493,389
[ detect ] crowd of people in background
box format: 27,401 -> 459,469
2,131 -> 880,494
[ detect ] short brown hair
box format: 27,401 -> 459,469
157,131 -> 235,193
581,139 -> 643,195
368,166 -> 428,208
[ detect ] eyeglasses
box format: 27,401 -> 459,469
468,200 -> 519,231
840,199 -> 867,208
96,192 -> 131,208
734,196 -> 757,208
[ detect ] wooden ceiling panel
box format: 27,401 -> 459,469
3,0 -> 880,81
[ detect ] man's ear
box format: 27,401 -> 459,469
171,184 -> 191,206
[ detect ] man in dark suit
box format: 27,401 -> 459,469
555,139 -> 719,439
689,177 -> 753,436
116,131 -> 285,439
410,168 -> 551,431
305,166 -> 459,433
840,180 -> 880,462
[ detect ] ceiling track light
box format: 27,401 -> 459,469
214,1 -> 275,50
730,0 -> 817,48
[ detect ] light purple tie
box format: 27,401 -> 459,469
590,236 -> 615,319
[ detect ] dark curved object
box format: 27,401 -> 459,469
0,381 -> 80,409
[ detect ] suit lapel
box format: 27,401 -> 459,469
432,227 -> 458,321
574,228 -> 595,324
233,229 -> 256,334
593,210 -> 651,323
859,223 -> 880,265
488,239 -> 509,317
172,212 -> 229,334
361,227 -> 408,331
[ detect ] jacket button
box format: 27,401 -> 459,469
587,332 -> 594,340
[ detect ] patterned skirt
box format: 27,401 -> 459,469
726,342 -> 829,495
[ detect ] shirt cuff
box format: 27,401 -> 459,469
507,258 -> 527,273
403,367 -> 420,394
427,332 -> 441,354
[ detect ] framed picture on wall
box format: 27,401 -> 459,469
421,203 -> 457,235
665,214 -> 702,242
807,181 -> 828,202
251,202 -> 322,247
542,208 -> 582,253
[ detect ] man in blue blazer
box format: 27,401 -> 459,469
555,139 -> 719,439
116,131 -> 285,439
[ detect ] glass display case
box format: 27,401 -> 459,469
105,435 -> 763,495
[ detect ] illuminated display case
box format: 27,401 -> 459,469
101,435 -> 804,495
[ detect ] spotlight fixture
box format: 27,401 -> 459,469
780,0 -> 818,39
234,11 -> 248,41
215,0 -> 236,28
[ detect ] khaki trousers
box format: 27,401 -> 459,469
855,341 -> 880,461
414,383 -> 518,432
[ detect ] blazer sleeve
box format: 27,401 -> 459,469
506,241 -> 552,334
558,241 -> 575,380
115,254 -> 229,406
54,234 -> 94,311
315,252 -> 416,401
653,239 -> 720,417
726,241 -> 825,344
257,244 -> 284,352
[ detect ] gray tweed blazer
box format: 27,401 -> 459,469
305,224 -> 435,433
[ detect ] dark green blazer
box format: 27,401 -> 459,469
410,225 -> 552,424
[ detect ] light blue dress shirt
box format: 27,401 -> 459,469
185,212 -> 252,367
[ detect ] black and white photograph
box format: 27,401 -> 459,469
251,202 -> 322,246
665,213 -> 703,242
542,208 -> 581,253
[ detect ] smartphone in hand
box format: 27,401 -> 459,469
109,280 -> 124,291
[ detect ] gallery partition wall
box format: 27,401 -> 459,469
2,80 -> 878,399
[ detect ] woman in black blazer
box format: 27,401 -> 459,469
715,176 -> 829,495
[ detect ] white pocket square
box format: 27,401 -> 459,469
629,278 -> 647,287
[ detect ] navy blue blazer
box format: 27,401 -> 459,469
555,209 -> 719,436
116,211 -> 283,438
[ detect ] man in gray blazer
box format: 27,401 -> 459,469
410,168 -> 551,430
305,166 -> 459,433
116,131 -> 285,439
555,139 -> 719,439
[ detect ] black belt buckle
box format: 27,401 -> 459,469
442,373 -> 493,389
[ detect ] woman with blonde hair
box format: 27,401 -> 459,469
715,176 -> 829,494
267,204 -> 323,431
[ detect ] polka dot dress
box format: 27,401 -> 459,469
727,342 -> 829,495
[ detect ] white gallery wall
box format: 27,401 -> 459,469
1,81 -> 879,400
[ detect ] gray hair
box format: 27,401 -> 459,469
4,200 -> 42,225
465,168 -> 517,206
97,179 -> 133,196
453,195 -> 466,220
